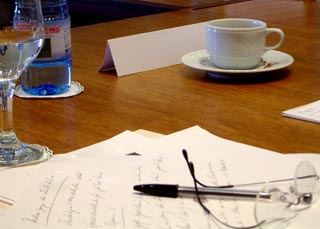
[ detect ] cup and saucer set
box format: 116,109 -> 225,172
182,18 -> 294,80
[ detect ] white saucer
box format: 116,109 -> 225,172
181,50 -> 294,74
15,81 -> 84,99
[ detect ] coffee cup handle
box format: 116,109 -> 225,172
265,28 -> 285,50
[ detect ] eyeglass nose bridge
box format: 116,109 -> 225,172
282,192 -> 313,208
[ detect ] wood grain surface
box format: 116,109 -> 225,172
13,0 -> 320,155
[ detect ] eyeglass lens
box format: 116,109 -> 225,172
294,161 -> 319,197
254,161 -> 319,228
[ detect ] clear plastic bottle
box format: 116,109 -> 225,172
20,0 -> 72,95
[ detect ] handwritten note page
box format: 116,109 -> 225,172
0,165 -> 38,206
3,126 -> 320,228
0,129 -> 153,226
0,130 -> 152,208
282,100 -> 320,123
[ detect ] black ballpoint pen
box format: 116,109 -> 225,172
134,184 -> 272,200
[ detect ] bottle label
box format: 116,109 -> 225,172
37,18 -> 71,61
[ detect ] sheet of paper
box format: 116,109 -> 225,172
99,22 -> 206,76
282,100 -> 320,123
60,130 -> 154,162
0,130 -> 153,226
3,126 -> 320,229
0,130 -> 152,207
0,162 -> 43,206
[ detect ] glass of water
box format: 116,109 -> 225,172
0,0 -> 51,166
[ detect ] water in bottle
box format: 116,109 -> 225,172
20,0 -> 72,95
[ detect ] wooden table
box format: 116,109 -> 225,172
13,0 -> 320,155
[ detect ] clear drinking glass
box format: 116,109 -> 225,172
0,0 -> 50,166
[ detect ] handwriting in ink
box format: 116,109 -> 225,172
151,156 -> 166,181
85,172 -> 106,228
133,166 -> 142,182
58,171 -> 82,226
205,159 -> 246,227
20,175 -> 54,224
176,200 -> 192,228
103,206 -> 124,227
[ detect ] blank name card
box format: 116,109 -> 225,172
282,100 -> 320,123
99,22 -> 207,77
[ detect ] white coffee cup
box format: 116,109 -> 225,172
206,18 -> 284,69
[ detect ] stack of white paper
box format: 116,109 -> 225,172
283,100 -> 320,124
0,126 -> 319,228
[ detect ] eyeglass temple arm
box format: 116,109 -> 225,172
182,150 -> 272,200
182,149 -> 319,189
182,149 -> 232,188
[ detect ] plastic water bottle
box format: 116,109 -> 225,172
20,0 -> 72,95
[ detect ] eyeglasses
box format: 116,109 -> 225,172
182,149 -> 319,229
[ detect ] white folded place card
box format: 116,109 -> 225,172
99,22 -> 207,77
282,100 -> 320,123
